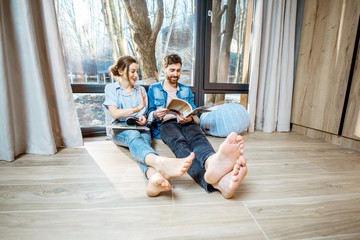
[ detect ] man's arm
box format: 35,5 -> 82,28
147,85 -> 168,122
147,85 -> 157,123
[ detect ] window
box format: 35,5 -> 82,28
202,0 -> 251,107
55,0 -> 251,135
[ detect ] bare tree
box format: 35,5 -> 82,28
158,0 -> 177,71
101,0 -> 120,61
234,0 -> 247,83
218,0 -> 236,83
209,0 -> 226,84
122,0 -> 164,84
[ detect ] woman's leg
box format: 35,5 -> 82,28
114,130 -> 194,180
113,130 -> 156,177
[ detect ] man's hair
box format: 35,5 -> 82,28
163,54 -> 182,68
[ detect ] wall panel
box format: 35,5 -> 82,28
342,43 -> 360,140
291,0 -> 359,134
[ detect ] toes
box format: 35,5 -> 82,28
240,156 -> 247,165
226,132 -> 238,143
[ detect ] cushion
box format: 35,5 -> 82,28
200,103 -> 249,137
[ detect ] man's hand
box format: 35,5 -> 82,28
177,114 -> 192,124
154,108 -> 169,119
136,115 -> 147,126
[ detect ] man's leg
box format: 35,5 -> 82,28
204,132 -> 248,198
160,120 -> 216,192
179,124 -> 248,198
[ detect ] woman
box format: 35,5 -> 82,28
104,56 -> 194,197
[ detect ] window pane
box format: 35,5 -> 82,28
209,0 -> 248,84
73,94 -> 105,127
204,93 -> 247,107
55,0 -> 196,86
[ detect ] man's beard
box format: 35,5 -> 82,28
166,75 -> 179,84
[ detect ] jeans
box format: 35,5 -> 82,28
160,119 -> 216,192
112,130 -> 157,178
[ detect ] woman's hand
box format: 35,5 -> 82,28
177,114 -> 193,124
136,115 -> 147,126
138,87 -> 146,111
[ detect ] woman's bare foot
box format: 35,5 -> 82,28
146,172 -> 172,197
213,156 -> 248,199
204,132 -> 245,184
145,152 -> 195,180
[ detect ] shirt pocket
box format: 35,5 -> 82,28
154,98 -> 164,107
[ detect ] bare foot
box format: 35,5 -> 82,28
146,152 -> 195,180
146,172 -> 172,197
204,132 -> 245,184
213,156 -> 247,199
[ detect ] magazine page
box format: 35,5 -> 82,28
167,99 -> 211,117
166,99 -> 192,116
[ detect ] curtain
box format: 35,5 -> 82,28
247,0 -> 297,133
0,0 -> 83,162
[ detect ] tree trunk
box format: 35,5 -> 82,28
82,25 -> 97,67
101,0 -> 119,61
234,0 -> 246,83
158,0 -> 177,71
218,0 -> 236,83
122,0 -> 164,84
109,0 -> 125,56
209,0 -> 224,84
215,0 -> 236,104
206,0 -> 226,106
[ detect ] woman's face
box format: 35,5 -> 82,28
119,62 -> 139,85
126,63 -> 139,85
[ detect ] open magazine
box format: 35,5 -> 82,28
105,122 -> 149,130
105,117 -> 149,130
166,98 -> 211,117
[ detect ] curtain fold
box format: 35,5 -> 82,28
0,0 -> 83,162
248,0 -> 297,133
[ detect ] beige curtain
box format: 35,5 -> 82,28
248,0 -> 297,133
0,0 -> 83,161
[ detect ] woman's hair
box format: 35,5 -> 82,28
109,56 -> 137,80
163,54 -> 182,68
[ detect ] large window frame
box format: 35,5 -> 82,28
70,0 -> 251,137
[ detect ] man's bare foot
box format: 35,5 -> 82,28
213,156 -> 247,199
204,132 -> 245,184
145,152 -> 195,180
146,172 -> 172,197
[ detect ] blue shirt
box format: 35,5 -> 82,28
103,82 -> 148,123
147,80 -> 196,139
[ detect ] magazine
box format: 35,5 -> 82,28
166,98 -> 211,117
105,120 -> 149,130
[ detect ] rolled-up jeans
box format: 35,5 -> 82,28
160,119 -> 216,192
112,129 -> 157,178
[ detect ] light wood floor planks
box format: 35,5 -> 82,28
0,131 -> 359,240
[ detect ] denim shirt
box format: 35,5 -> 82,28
147,80 -> 196,139
103,82 -> 148,123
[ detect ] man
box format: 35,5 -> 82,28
147,54 -> 247,198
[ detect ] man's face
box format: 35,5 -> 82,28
163,63 -> 182,85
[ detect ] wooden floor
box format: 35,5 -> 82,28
1,131 -> 360,240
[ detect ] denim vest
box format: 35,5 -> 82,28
147,80 -> 196,139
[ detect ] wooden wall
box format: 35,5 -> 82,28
343,43 -> 360,140
291,0 -> 360,150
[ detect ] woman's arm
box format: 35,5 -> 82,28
107,87 -> 146,120
108,105 -> 141,119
